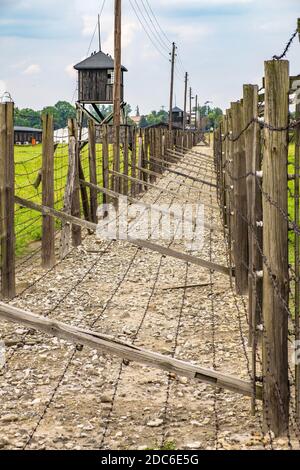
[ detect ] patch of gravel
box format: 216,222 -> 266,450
0,145 -> 299,451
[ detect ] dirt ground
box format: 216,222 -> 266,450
0,144 -> 299,451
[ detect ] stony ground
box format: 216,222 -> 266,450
0,144 -> 299,451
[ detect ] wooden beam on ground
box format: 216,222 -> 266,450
150,153 -> 215,176
165,147 -> 214,167
109,169 -> 218,208
80,179 -> 222,232
131,164 -> 215,195
14,196 -> 231,276
0,301 -> 259,399
148,157 -> 217,188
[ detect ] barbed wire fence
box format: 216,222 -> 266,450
214,25 -> 300,436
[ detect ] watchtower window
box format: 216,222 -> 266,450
108,70 -> 115,85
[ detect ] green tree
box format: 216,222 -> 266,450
54,101 -> 76,128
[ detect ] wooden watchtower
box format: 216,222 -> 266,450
74,50 -> 128,124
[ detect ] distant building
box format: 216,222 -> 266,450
172,106 -> 184,127
14,126 -> 42,145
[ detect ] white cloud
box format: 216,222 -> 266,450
65,63 -> 77,79
0,80 -> 7,96
23,64 -> 41,75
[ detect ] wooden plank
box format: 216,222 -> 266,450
60,131 -> 77,259
295,104 -> 300,423
109,169 -> 209,204
88,120 -> 98,223
148,157 -> 217,187
0,301 -> 258,398
131,164 -> 216,197
69,119 -> 81,246
243,84 -> 263,413
0,102 -> 15,299
41,114 -> 55,268
131,127 -> 137,196
262,60 -> 289,436
123,126 -> 129,195
80,179 -> 222,233
231,101 -> 249,295
14,196 -> 231,276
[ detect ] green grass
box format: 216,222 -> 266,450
14,141 -> 134,257
288,142 -> 296,267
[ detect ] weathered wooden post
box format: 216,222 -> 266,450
123,126 -> 129,196
225,108 -> 234,287
243,84 -> 263,413
69,119 -> 81,246
88,120 -> 98,223
102,124 -> 109,204
0,102 -> 15,298
131,127 -> 137,195
138,129 -> 144,193
41,114 -> 55,268
262,60 -> 289,436
295,103 -> 300,423
231,100 -> 249,295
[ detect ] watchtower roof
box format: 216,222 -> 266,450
74,51 -> 128,71
172,106 -> 183,113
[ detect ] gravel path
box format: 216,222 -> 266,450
0,144 -> 299,451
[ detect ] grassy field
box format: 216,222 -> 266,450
14,142 -> 126,257
288,142 -> 297,267
14,140 -> 298,263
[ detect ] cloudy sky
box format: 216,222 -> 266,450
0,0 -> 299,114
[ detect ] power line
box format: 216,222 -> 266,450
128,0 -> 170,61
139,0 -> 170,52
144,0 -> 172,45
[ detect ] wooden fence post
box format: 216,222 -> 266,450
122,126 -> 129,195
88,120 -> 98,223
41,114 -> 55,268
295,103 -> 300,423
0,102 -> 15,299
243,85 -> 263,343
60,119 -> 77,259
262,60 -> 289,436
102,124 -> 109,205
138,130 -> 143,194
131,127 -> 137,195
69,119 -> 81,247
231,100 -> 249,295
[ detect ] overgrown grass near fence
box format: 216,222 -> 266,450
14,142 -> 131,257
288,142 -> 295,266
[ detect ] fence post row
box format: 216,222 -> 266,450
0,102 -> 15,299
215,59 -> 291,435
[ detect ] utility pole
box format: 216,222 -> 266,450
183,72 -> 188,131
113,0 -> 121,193
169,42 -> 176,132
195,94 -> 198,130
98,14 -> 101,51
189,87 -> 193,126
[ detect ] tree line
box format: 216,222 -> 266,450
14,102 -> 223,130
14,101 -> 77,130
